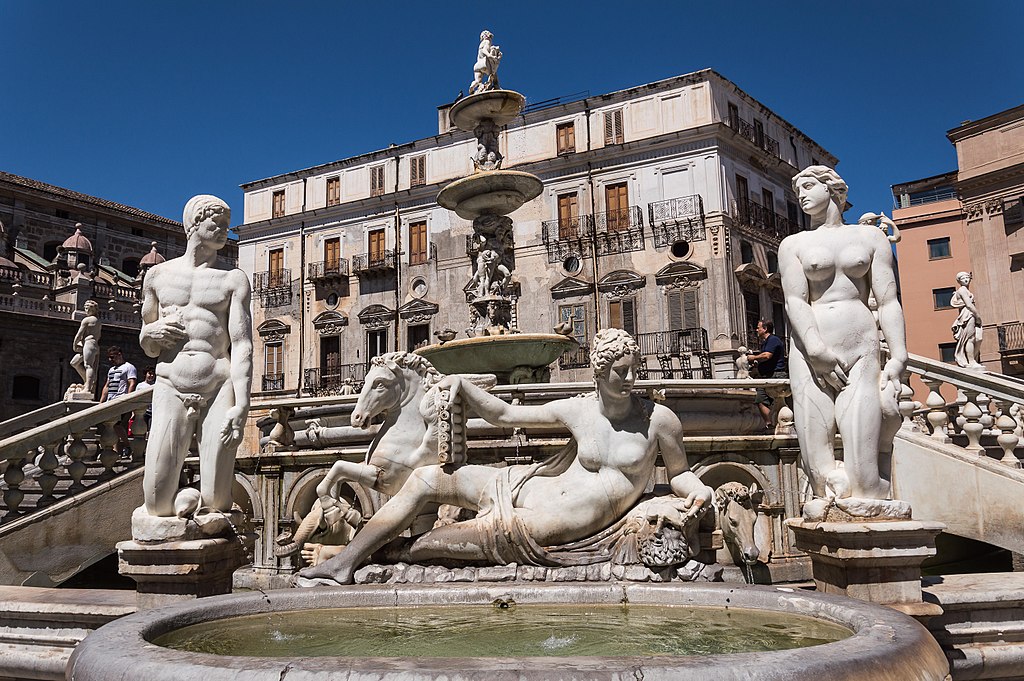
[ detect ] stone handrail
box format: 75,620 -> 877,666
904,353 -> 1023,468
0,401 -> 94,440
0,389 -> 153,522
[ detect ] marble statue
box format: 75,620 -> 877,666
468,248 -> 511,299
296,329 -> 713,585
473,119 -> 502,170
779,166 -> 909,520
69,299 -> 102,397
136,195 -> 253,530
951,271 -> 984,370
714,482 -> 761,568
734,346 -> 750,379
468,30 -> 501,95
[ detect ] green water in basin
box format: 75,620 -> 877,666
155,604 -> 851,658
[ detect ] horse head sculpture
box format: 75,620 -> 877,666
714,481 -> 760,567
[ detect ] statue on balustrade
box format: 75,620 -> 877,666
68,299 -> 102,399
296,328 -> 714,585
133,195 -> 253,539
951,271 -> 984,370
779,166 -> 910,521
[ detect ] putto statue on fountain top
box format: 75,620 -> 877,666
469,30 -> 501,95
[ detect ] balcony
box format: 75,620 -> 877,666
593,206 -> 644,256
303,363 -> 368,396
307,259 -> 349,282
558,345 -> 590,370
352,250 -> 398,275
648,195 -> 707,248
0,266 -> 53,289
728,117 -> 783,161
541,215 -> 594,263
998,322 -> 1024,354
253,269 -> 293,307
735,197 -> 800,244
261,374 -> 285,392
557,328 -> 712,379
92,281 -> 140,301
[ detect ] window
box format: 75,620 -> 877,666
43,241 -> 62,262
772,302 -> 786,339
668,289 -> 700,331
743,290 -> 760,337
605,182 -> 629,232
368,228 -> 386,264
264,343 -> 283,377
272,190 -> 285,218
409,220 -> 428,265
370,165 -> 386,197
55,209 -> 70,219
762,189 -> 776,230
11,375 -> 40,401
367,329 -> 388,362
558,304 -> 588,345
608,298 -> 637,337
787,200 -> 800,229
324,237 -> 341,270
556,122 -> 576,154
121,257 -> 140,278
933,287 -> 956,309
320,336 -> 339,375
268,248 -> 285,286
557,192 -> 579,238
727,102 -> 739,130
408,324 -> 430,352
939,342 -> 956,364
736,174 -> 749,215
753,119 -> 765,148
326,176 -> 341,207
767,251 -> 778,273
740,241 -> 754,264
604,109 -> 623,145
410,156 -> 426,187
927,237 -> 951,260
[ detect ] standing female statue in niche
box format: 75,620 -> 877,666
951,271 -> 984,370
779,166 -> 909,519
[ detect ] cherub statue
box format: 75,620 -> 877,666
468,248 -> 511,299
735,346 -> 750,379
468,30 -> 502,94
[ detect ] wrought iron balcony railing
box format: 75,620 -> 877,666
728,117 -> 783,161
593,206 -> 643,234
593,206 -> 644,256
558,345 -> 590,370
998,322 -> 1024,353
648,195 -> 707,247
352,250 -> 398,274
542,215 -> 593,243
261,374 -> 285,392
557,328 -> 712,379
253,269 -> 293,307
307,259 -> 349,281
303,363 -> 369,396
735,198 -> 800,242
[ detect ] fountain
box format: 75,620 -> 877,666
414,29 -> 577,384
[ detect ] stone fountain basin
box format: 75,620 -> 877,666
67,583 -> 949,680
436,170 -> 543,220
449,90 -> 527,131
415,333 -> 577,383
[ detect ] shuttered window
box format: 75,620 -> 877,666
410,156 -> 426,187
556,122 -> 576,154
668,289 -> 700,331
557,193 -> 579,238
409,220 -> 428,265
324,237 -> 341,269
605,182 -> 629,232
272,190 -> 285,218
268,248 -> 284,287
604,109 -> 623,145
368,229 -> 386,263
326,177 -> 341,207
370,165 -> 386,197
609,298 -> 637,337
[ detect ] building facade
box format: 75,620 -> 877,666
0,171 -> 237,419
235,70 -> 836,397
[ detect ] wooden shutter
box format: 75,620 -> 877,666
622,298 -> 636,336
326,177 -> 340,206
272,190 -> 285,218
682,290 -> 699,329
409,221 -> 427,264
557,193 -> 578,238
411,156 -> 426,187
269,248 -> 284,286
324,238 -> 340,269
762,188 -> 776,230
605,182 -> 629,231
604,109 -> 623,145
557,122 -> 575,154
727,102 -> 739,130
368,229 -> 385,263
668,291 -> 684,331
264,343 -> 282,376
371,166 -> 385,196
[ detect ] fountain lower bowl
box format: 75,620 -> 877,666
68,583 -> 949,681
415,333 -> 578,383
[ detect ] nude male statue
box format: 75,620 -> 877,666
138,195 -> 253,517
69,299 -> 102,395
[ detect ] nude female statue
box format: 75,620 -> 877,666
951,271 -> 983,369
139,195 -> 253,518
297,328 -> 713,585
69,299 -> 102,395
779,166 -> 908,517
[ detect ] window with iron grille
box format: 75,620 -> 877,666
409,220 -> 428,265
604,109 -> 623,145
410,156 -> 426,187
272,190 -> 285,218
370,165 -> 386,197
609,298 -> 637,337
556,122 -> 576,154
326,176 -> 341,207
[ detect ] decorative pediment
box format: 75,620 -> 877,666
596,270 -> 646,299
654,262 -> 708,289
357,304 -> 396,329
312,311 -> 348,336
550,277 -> 594,300
257,319 -> 291,341
398,299 -> 439,324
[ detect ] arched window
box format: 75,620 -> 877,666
12,375 -> 40,400
121,257 -> 140,278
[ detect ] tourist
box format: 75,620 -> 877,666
746,319 -> 787,429
100,345 -> 138,456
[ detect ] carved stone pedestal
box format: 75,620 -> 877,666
786,518 -> 945,617
117,537 -> 251,610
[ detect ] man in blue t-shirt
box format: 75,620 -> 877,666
746,320 -> 787,429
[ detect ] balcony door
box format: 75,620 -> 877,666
324,237 -> 341,271
762,188 -> 776,230
366,329 -> 388,363
368,229 -> 385,265
268,248 -> 284,287
605,182 -> 629,232
557,192 -> 578,239
320,336 -> 340,382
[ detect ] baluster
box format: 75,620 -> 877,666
954,389 -> 968,435
3,455 -> 27,520
898,371 -> 918,432
66,433 -> 88,494
977,393 -> 995,433
129,406 -> 148,464
922,377 -> 950,442
34,442 -> 61,508
1012,403 -> 1024,442
992,399 -> 1023,468
96,418 -> 120,481
961,389 -> 985,454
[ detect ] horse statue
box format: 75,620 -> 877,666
714,482 -> 763,575
275,352 -> 493,563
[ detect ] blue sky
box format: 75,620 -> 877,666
3,1 -> 1021,226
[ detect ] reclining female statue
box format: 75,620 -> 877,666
297,328 -> 713,585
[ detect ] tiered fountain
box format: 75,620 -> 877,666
415,30 -> 577,383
